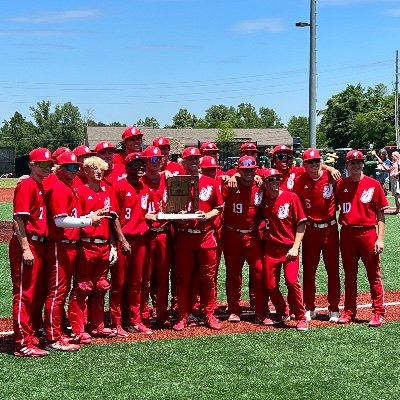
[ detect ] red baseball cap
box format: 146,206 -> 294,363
152,136 -> 170,147
73,145 -> 95,158
142,146 -> 162,158
200,142 -> 219,154
29,148 -> 52,163
237,155 -> 257,169
52,146 -> 70,161
303,148 -> 321,162
122,126 -> 143,140
56,151 -> 79,165
200,156 -> 220,169
240,142 -> 258,153
182,147 -> 201,159
263,168 -> 283,180
272,145 -> 292,156
125,152 -> 144,164
346,150 -> 365,163
94,141 -> 117,153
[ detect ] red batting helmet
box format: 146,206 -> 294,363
52,146 -> 70,161
152,137 -> 170,147
262,168 -> 283,180
56,151 -> 79,165
200,156 -> 220,169
271,145 -> 292,156
240,142 -> 258,154
237,155 -> 257,169
73,145 -> 95,158
125,152 -> 143,164
302,148 -> 321,162
182,147 -> 201,159
122,126 -> 143,140
141,146 -> 163,158
29,148 -> 52,163
200,142 -> 219,155
94,141 -> 117,153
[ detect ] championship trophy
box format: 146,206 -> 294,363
157,175 -> 203,220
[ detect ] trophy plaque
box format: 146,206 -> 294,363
157,175 -> 202,220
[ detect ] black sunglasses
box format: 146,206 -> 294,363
305,159 -> 320,165
266,176 -> 282,182
275,153 -> 292,161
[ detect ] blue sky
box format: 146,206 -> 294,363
1,0 -> 399,127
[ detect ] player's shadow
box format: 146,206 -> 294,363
0,334 -> 15,355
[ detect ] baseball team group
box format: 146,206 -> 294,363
10,126 -> 389,357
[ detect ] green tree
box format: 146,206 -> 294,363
136,117 -> 160,129
258,107 -> 284,128
287,116 -> 309,148
216,121 -> 236,142
204,105 -> 237,127
171,108 -> 198,128
236,103 -> 259,128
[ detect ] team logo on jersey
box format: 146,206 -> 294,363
343,189 -> 348,193
126,192 -> 131,197
304,185 -> 308,189
88,195 -> 93,200
104,196 -> 110,209
287,173 -> 295,190
199,185 -> 213,201
323,183 -> 333,199
360,187 -> 374,204
277,203 -> 290,219
254,191 -> 263,206
141,194 -> 149,210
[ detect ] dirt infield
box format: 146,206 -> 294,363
0,221 -> 12,243
0,188 -> 14,202
1,291 -> 399,354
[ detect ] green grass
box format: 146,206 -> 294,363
1,323 -> 400,399
0,202 -> 12,221
0,178 -> 17,188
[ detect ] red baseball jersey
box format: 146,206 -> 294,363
112,152 -> 126,165
142,174 -> 168,229
164,161 -> 185,176
72,174 -> 87,190
261,190 -> 307,245
42,172 -> 58,192
102,164 -> 127,189
222,181 -> 263,231
184,175 -> 224,231
112,178 -> 151,235
294,170 -> 337,223
76,185 -> 115,240
226,167 -> 263,177
13,177 -> 47,237
336,175 -> 389,227
46,178 -> 81,241
280,166 -> 305,191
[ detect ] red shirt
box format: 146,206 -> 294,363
102,164 -> 126,189
113,152 -> 126,165
280,166 -> 305,191
336,175 -> 389,227
72,174 -> 87,190
76,185 -> 115,240
142,174 -> 168,229
222,181 -> 263,231
184,175 -> 224,231
164,161 -> 185,176
42,172 -> 58,192
46,178 -> 81,241
13,177 -> 47,237
261,190 -> 307,246
226,167 -> 263,177
112,178 -> 151,236
294,170 -> 337,223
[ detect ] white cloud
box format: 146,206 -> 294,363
232,18 -> 284,33
383,7 -> 400,15
9,9 -> 100,23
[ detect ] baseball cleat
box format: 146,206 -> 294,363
228,313 -> 241,323
126,323 -> 154,334
328,311 -> 340,323
205,315 -> 222,330
296,320 -> 309,331
112,325 -> 129,338
14,345 -> 49,357
368,314 -> 384,327
305,310 -> 317,321
46,337 -> 80,352
90,328 -> 117,338
337,311 -> 355,324
70,332 -> 92,344
172,318 -> 187,331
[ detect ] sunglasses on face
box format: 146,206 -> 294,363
63,164 -> 79,172
275,153 -> 292,161
149,156 -> 162,164
239,159 -> 257,167
305,159 -> 320,165
266,176 -> 282,182
36,161 -> 53,169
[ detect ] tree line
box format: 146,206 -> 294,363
0,83 -> 397,157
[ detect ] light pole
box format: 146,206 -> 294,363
296,0 -> 317,148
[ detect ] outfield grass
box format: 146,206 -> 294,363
1,323 -> 400,399
0,202 -> 12,221
0,178 -> 18,188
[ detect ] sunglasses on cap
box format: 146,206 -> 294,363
63,164 -> 79,172
239,159 -> 257,167
36,161 -> 53,169
149,156 -> 162,164
266,176 -> 282,182
304,159 -> 320,165
275,153 -> 292,161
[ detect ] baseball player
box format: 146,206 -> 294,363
221,155 -> 265,323
172,147 -> 224,331
226,142 -> 263,177
293,148 -> 341,322
336,150 -> 389,327
141,146 -> 173,328
113,126 -> 143,164
44,151 -> 108,351
153,136 -> 185,176
261,168 -> 308,331
10,148 -> 53,357
72,145 -> 96,189
94,141 -> 127,188
68,156 -> 118,342
110,152 -> 154,334
200,142 -> 226,177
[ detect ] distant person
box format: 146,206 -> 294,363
389,151 -> 400,214
113,127 -> 143,165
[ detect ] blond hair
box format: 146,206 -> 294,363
83,156 -> 108,171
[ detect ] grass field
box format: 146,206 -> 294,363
1,195 -> 400,399
0,178 -> 18,188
